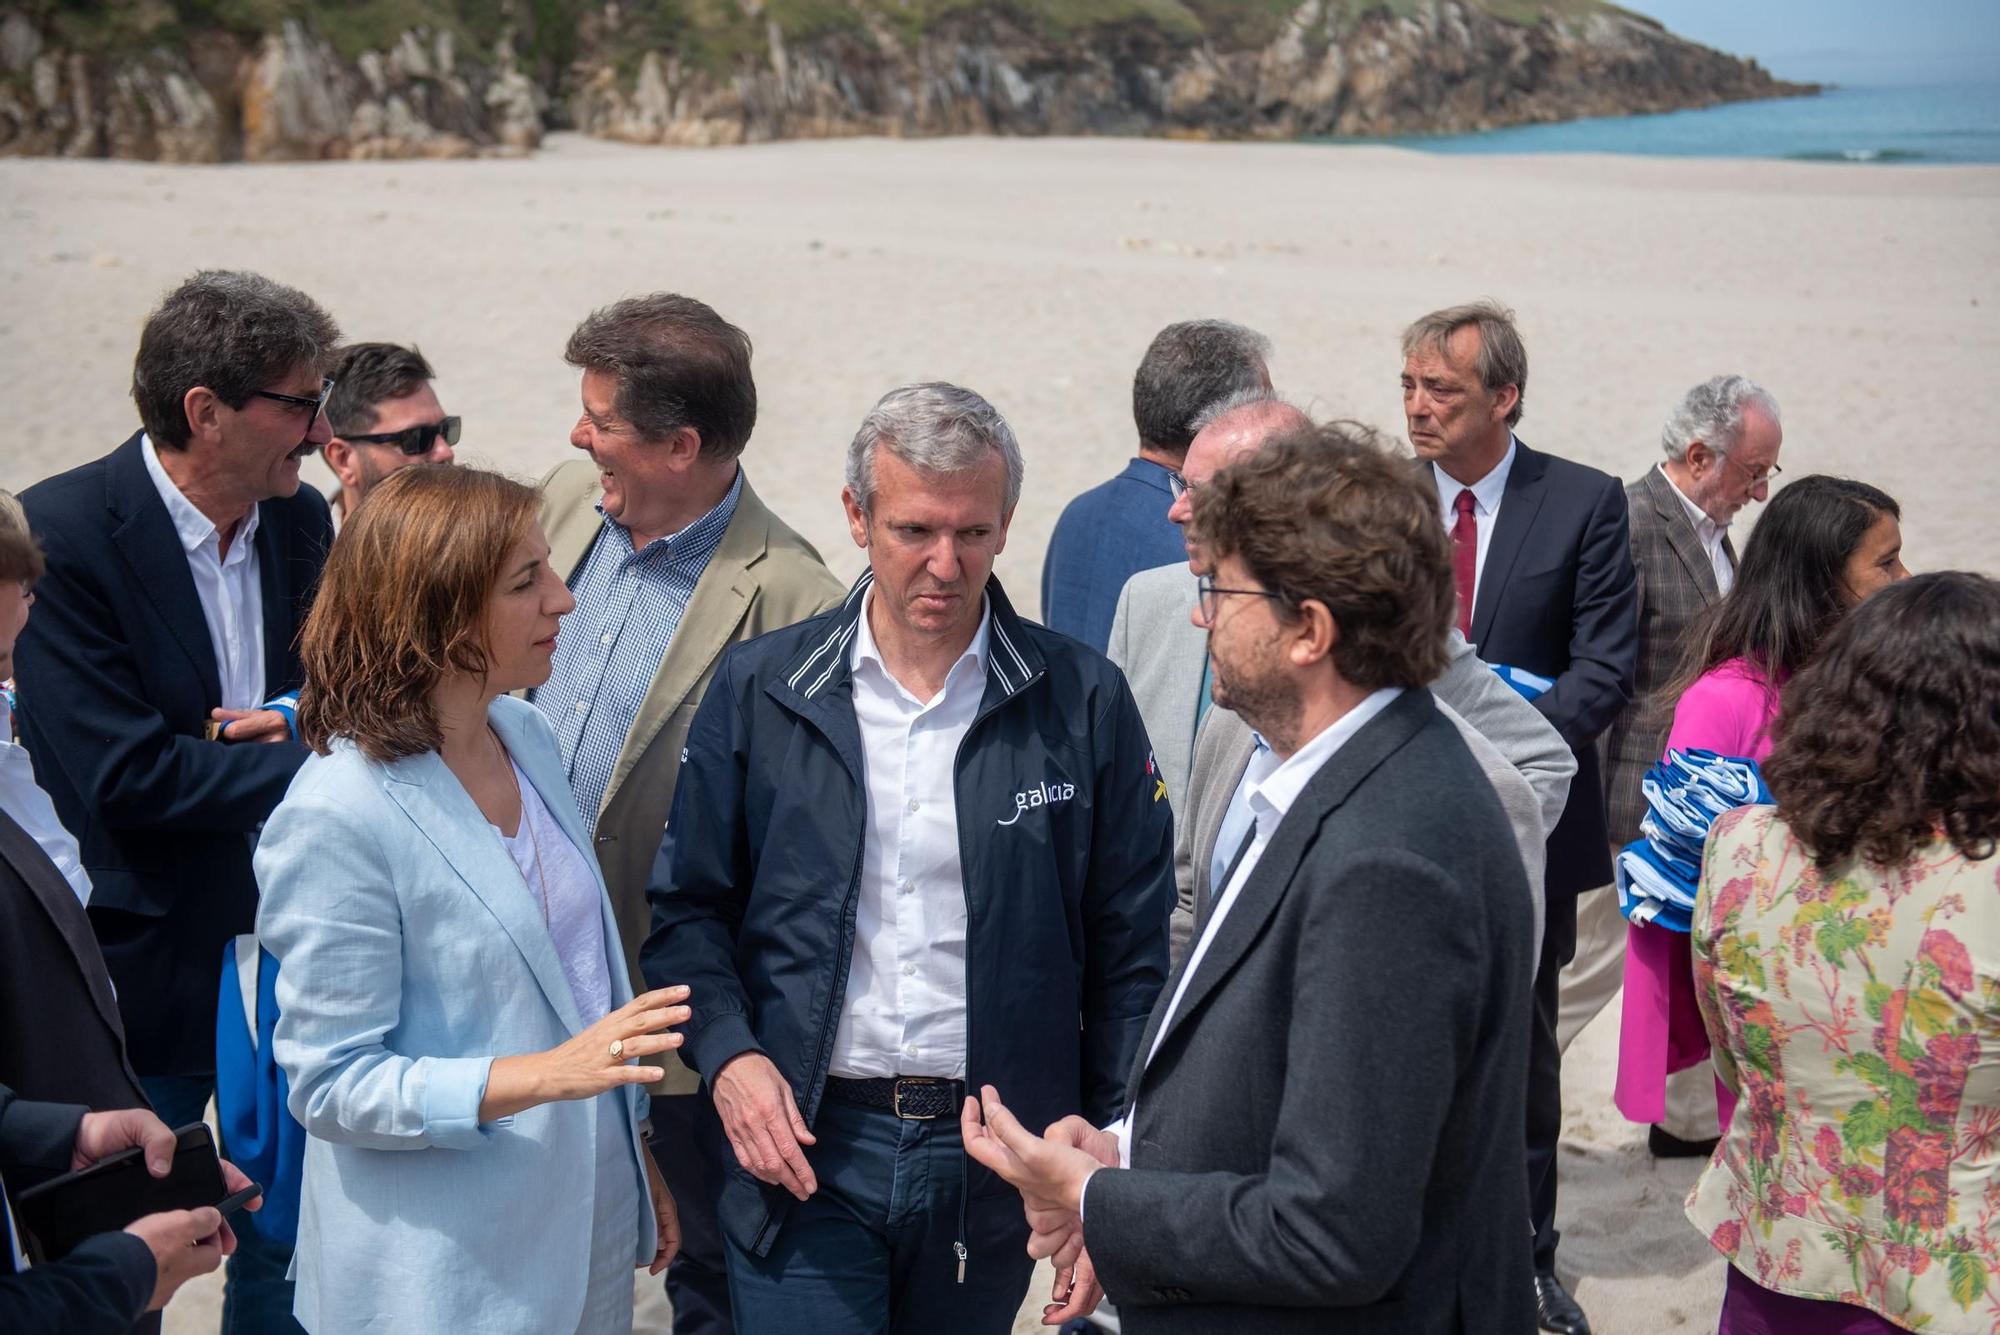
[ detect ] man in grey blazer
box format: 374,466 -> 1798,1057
1106,393 -> 1309,812
1108,393 -> 1572,960
1564,375 -> 1782,1152
963,426 -> 1537,1333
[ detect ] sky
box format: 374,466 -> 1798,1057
1627,0 -> 2000,86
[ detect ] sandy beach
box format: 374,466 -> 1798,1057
2,131 -> 1995,1334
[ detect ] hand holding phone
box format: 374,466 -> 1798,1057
16,1120 -> 260,1263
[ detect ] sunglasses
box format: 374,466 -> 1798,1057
251,376 -> 336,423
340,416 -> 463,457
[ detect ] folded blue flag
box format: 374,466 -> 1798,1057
1615,748 -> 1772,933
1489,664 -> 1554,701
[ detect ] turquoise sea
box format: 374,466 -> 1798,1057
1367,81 -> 2000,165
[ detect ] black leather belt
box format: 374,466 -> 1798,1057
825,1075 -> 964,1120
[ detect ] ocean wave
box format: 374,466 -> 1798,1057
1783,147 -> 1931,163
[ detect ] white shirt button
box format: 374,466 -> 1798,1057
904,1043 -> 919,1058
899,880 -> 914,895
600,633 -> 612,646
906,798 -> 921,814
573,701 -> 587,714
901,962 -> 916,977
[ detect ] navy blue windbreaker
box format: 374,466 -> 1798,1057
641,572 -> 1175,1256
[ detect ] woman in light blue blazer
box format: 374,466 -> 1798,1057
255,466 -> 685,1334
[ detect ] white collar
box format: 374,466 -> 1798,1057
1244,687 -> 1404,825
1432,435 -> 1516,515
141,433 -> 260,558
1657,464 -> 1728,547
850,587 -> 991,700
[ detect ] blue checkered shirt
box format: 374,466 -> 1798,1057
534,469 -> 743,830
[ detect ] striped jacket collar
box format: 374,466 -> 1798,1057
776,570 -> 1044,709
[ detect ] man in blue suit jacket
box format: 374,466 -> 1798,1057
15,270 -> 340,1332
1040,319 -> 1270,650
1402,302 -> 1637,1335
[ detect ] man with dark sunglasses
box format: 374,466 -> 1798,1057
12,268 -> 341,1335
322,343 -> 460,526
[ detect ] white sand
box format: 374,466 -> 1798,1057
3,132 -> 1993,1334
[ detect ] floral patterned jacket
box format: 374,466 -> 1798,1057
1688,805 -> 2000,1333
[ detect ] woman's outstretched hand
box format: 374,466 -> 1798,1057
480,985 -> 692,1121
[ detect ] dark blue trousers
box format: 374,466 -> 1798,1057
724,1094 -> 1035,1335
651,1092 -> 735,1335
139,1074 -> 303,1335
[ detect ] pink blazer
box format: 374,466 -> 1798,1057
1616,658 -> 1780,1129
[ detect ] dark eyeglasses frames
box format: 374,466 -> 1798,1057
251,376 -> 336,423
1196,574 -> 1288,623
340,416 -> 463,457
1166,470 -> 1199,501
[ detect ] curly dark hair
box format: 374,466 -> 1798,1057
1189,422 -> 1454,690
1764,571 -> 2000,869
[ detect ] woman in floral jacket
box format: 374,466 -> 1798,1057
1689,571 -> 2000,1333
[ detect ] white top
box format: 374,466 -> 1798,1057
1657,464 -> 1736,595
1432,436 -> 1518,618
0,699 -> 92,904
828,590 -> 992,1080
140,435 -> 266,709
1087,687 -> 1402,1201
493,758 -> 613,1026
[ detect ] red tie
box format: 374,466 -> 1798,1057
1452,488 -> 1478,639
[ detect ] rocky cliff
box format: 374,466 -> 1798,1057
0,1 -> 1815,162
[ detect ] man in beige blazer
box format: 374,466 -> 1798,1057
534,293 -> 845,1335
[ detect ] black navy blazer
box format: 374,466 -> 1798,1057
14,431 -> 330,1077
1085,689 -> 1538,1334
1422,440 -> 1638,899
0,807 -> 147,1113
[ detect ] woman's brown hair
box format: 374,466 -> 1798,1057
297,465 -> 541,762
1764,571 -> 2000,869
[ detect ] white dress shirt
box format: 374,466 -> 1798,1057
1657,465 -> 1736,595
1432,436 -> 1517,611
141,435 -> 266,709
1089,686 -> 1403,1195
0,699 -> 93,904
826,591 -> 992,1080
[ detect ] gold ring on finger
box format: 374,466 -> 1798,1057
609,1038 -> 625,1061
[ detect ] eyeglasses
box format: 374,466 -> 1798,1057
340,416 -> 463,457
1166,470 -> 1199,501
1717,450 -> 1782,489
1196,573 -> 1287,623
250,376 -> 336,424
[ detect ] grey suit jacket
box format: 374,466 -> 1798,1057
1106,563 -> 1204,814
1087,689 -> 1538,1333
1600,465 -> 1735,846
1171,632 -> 1569,963
539,460 -> 846,1093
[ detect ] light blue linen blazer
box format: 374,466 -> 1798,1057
254,695 -> 654,1334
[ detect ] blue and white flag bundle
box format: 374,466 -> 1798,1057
1615,748 -> 1772,933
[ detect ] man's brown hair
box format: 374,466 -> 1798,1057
1191,424 -> 1454,690
296,465 -> 540,762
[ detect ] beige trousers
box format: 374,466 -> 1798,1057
1558,860 -> 1720,1140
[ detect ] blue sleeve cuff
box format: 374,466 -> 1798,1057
422,1056 -> 498,1149
259,693 -> 300,741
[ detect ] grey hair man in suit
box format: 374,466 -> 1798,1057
536,292 -> 846,1335
1564,375 -> 1782,1153
1110,393 -> 1573,962
962,426 -> 1538,1333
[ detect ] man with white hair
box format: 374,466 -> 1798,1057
1565,374 -> 1783,1154
643,383 -> 1175,1333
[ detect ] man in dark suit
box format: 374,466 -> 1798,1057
13,269 -> 339,1332
1401,302 -> 1637,1334
963,427 -> 1537,1334
1568,375 -> 1781,1156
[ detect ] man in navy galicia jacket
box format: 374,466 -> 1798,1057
643,383 -> 1174,1334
